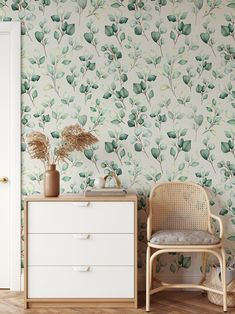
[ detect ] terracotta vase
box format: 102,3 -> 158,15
44,164 -> 60,197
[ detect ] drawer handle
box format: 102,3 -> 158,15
72,202 -> 90,207
72,234 -> 90,240
72,266 -> 90,272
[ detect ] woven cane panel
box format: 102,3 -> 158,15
150,182 -> 209,232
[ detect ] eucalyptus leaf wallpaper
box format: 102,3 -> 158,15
2,0 -> 235,276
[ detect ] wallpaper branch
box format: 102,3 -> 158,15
2,0 -> 235,272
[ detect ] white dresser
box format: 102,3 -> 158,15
24,194 -> 138,309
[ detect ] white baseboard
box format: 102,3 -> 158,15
20,272 -> 24,291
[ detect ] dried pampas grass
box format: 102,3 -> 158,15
26,132 -> 49,162
26,124 -> 98,164
54,144 -> 72,162
61,125 -> 98,151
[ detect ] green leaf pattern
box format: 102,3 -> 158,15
4,0 -> 234,271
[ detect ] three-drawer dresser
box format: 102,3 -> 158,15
24,194 -> 138,309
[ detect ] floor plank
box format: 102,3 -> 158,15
0,291 -> 234,314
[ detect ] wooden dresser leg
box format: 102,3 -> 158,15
146,245 -> 150,312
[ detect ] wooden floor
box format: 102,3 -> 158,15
0,291 -> 234,314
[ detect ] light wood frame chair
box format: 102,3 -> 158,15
146,181 -> 227,312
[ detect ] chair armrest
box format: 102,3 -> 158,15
210,213 -> 223,239
147,215 -> 151,242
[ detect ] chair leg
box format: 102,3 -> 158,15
221,248 -> 227,312
200,252 -> 207,287
146,245 -> 150,312
150,248 -> 153,289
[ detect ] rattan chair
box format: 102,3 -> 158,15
146,181 -> 227,312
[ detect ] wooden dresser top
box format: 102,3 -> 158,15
24,193 -> 138,202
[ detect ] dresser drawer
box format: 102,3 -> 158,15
28,233 -> 134,266
28,266 -> 134,298
28,201 -> 134,234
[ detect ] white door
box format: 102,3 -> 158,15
0,32 -> 11,288
0,22 -> 21,290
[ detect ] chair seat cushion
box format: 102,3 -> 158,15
150,230 -> 220,245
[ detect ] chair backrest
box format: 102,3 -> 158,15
148,182 -> 210,237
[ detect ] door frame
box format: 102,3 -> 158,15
0,22 -> 21,291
